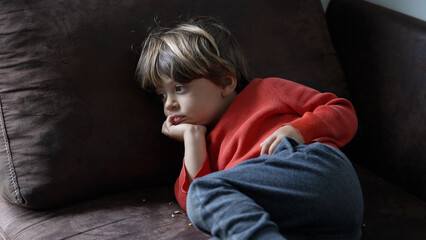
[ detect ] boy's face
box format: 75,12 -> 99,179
156,78 -> 231,127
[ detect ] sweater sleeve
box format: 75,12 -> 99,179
174,156 -> 212,212
271,78 -> 358,148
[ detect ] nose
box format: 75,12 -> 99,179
164,96 -> 179,113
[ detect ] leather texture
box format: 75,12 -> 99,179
354,164 -> 426,240
0,187 -> 209,240
327,0 -> 426,201
1,0 -> 425,239
0,0 -> 344,209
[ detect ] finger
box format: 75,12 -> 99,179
260,139 -> 268,155
268,138 -> 281,155
260,144 -> 267,155
260,140 -> 268,155
161,121 -> 169,135
162,118 -> 173,135
260,136 -> 275,155
166,115 -> 174,124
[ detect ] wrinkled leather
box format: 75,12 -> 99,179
0,0 -> 184,209
1,165 -> 425,240
0,187 -> 210,240
0,0 -> 344,209
327,0 -> 426,201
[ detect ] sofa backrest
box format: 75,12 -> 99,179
327,0 -> 426,200
0,0 -> 345,209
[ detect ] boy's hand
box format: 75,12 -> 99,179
260,125 -> 305,155
162,115 -> 207,183
162,116 -> 206,142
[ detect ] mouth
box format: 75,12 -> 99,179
170,115 -> 185,125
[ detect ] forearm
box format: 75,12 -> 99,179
290,98 -> 358,146
272,78 -> 357,145
183,125 -> 207,184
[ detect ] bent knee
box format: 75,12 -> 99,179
186,177 -> 220,216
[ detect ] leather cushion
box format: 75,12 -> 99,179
0,187 -> 210,240
0,0 -> 345,209
327,0 -> 426,201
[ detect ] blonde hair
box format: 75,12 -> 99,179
136,17 -> 253,92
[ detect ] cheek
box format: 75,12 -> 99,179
182,90 -> 223,122
183,98 -> 211,118
198,97 -> 222,118
185,100 -> 206,115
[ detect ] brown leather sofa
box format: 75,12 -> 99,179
0,0 -> 425,239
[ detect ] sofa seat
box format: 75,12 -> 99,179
1,163 -> 425,240
0,187 -> 209,240
353,164 -> 426,239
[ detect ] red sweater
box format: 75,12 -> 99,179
174,77 -> 358,211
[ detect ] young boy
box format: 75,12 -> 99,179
137,17 -> 363,240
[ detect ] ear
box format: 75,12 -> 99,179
221,75 -> 237,97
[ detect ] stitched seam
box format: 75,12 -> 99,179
0,99 -> 23,205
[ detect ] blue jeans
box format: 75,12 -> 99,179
187,137 -> 363,240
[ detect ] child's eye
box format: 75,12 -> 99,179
175,85 -> 186,93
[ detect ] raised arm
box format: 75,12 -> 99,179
275,78 -> 358,148
261,78 -> 357,151
162,116 -> 210,210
